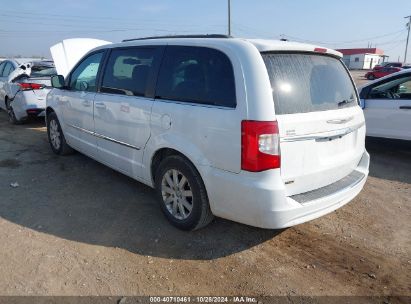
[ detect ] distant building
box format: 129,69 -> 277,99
336,48 -> 388,70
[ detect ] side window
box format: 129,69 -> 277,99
2,63 -> 14,77
69,52 -> 103,92
369,75 -> 411,99
156,46 -> 236,108
101,48 -> 155,96
0,62 -> 6,76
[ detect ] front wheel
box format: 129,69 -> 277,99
47,112 -> 74,155
367,74 -> 375,80
155,155 -> 214,230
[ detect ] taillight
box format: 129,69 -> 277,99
241,120 -> 281,172
18,83 -> 44,91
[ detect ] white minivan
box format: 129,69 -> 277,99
46,35 -> 369,230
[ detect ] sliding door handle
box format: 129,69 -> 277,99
399,106 -> 411,110
95,102 -> 106,109
82,100 -> 91,107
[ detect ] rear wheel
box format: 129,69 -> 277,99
6,99 -> 22,125
47,112 -> 74,155
155,155 -> 214,230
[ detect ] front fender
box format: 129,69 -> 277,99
46,89 -> 65,127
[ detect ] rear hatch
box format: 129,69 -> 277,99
262,52 -> 365,196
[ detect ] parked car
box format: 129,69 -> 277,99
365,67 -> 402,80
0,59 -> 56,124
46,36 -> 369,230
373,62 -> 403,71
359,69 -> 411,141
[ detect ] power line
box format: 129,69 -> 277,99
282,29 -> 407,46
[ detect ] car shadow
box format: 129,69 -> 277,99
366,137 -> 411,184
0,113 -> 281,260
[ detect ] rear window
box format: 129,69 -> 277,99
30,65 -> 57,77
262,53 -> 357,114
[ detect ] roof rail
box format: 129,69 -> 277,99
122,34 -> 231,42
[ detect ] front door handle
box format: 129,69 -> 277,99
399,106 -> 411,110
95,102 -> 106,109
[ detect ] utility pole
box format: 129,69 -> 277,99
228,0 -> 231,36
404,15 -> 411,63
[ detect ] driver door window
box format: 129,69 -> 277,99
69,52 -> 103,92
369,76 -> 411,100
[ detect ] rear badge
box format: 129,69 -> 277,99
286,129 -> 296,136
285,180 -> 295,185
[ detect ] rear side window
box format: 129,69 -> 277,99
102,48 -> 155,96
2,63 -> 14,77
0,62 -> 6,76
262,53 -> 357,114
156,46 -> 236,108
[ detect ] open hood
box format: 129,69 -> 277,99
50,38 -> 112,78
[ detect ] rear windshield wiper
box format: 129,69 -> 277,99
337,98 -> 355,107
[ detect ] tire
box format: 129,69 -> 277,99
367,74 -> 375,80
155,155 -> 214,231
46,112 -> 74,155
6,100 -> 23,125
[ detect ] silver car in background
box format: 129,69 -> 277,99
0,59 -> 56,124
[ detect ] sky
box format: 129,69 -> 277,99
1,0 -> 411,61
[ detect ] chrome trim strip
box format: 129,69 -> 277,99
280,122 -> 365,143
67,124 -> 141,150
326,116 -> 354,124
93,132 -> 141,150
69,124 -> 94,135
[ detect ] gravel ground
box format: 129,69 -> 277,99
0,72 -> 409,300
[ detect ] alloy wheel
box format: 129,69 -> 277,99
161,169 -> 194,220
49,119 -> 61,150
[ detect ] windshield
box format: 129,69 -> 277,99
262,53 -> 358,115
30,65 -> 57,77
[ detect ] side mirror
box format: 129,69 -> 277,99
399,85 -> 407,94
51,75 -> 65,89
79,81 -> 89,91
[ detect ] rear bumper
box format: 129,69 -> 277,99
204,151 -> 370,229
11,90 -> 47,120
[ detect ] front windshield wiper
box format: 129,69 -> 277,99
337,98 -> 355,107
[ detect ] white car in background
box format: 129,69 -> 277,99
359,69 -> 411,141
0,59 -> 56,124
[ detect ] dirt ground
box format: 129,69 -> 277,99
0,72 -> 410,299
